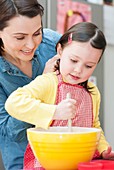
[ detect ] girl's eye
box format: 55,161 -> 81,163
86,65 -> 93,68
71,59 -> 77,63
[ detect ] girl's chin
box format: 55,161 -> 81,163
66,80 -> 78,85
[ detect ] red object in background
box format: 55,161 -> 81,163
92,160 -> 114,169
57,0 -> 91,34
23,168 -> 44,170
78,162 -> 103,170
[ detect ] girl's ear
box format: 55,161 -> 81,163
57,43 -> 62,56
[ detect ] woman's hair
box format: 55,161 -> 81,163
56,22 -> 107,92
0,0 -> 44,55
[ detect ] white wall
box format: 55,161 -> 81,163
103,5 -> 114,148
104,45 -> 114,148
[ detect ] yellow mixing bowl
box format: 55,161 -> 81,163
27,126 -> 101,170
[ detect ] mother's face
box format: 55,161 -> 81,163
0,14 -> 42,62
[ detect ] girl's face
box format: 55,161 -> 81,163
58,41 -> 102,85
0,15 -> 42,61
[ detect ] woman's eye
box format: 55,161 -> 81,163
16,37 -> 25,40
34,31 -> 41,36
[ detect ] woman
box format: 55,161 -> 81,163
0,0 -> 61,169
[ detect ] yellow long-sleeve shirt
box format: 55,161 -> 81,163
5,72 -> 109,154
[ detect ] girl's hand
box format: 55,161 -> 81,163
43,54 -> 60,74
53,98 -> 76,120
102,146 -> 114,160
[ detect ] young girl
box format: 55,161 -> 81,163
5,22 -> 114,169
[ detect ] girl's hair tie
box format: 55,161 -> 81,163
68,33 -> 73,44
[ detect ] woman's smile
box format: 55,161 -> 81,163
21,49 -> 34,56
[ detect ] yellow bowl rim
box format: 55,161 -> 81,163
27,126 -> 101,134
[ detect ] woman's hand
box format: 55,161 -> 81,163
53,98 -> 76,120
43,54 -> 60,74
102,146 -> 114,160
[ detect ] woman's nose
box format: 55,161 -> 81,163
25,38 -> 35,49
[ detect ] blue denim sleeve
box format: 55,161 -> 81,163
35,28 -> 61,68
42,28 -> 61,45
0,84 -> 33,142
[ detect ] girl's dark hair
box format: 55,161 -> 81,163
56,22 -> 107,92
0,0 -> 44,55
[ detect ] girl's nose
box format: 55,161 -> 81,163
74,65 -> 82,74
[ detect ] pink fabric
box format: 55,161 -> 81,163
51,74 -> 93,127
23,73 -> 99,169
23,144 -> 44,170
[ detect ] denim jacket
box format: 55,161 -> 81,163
0,28 -> 61,170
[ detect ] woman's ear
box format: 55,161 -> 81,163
57,43 -> 62,56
